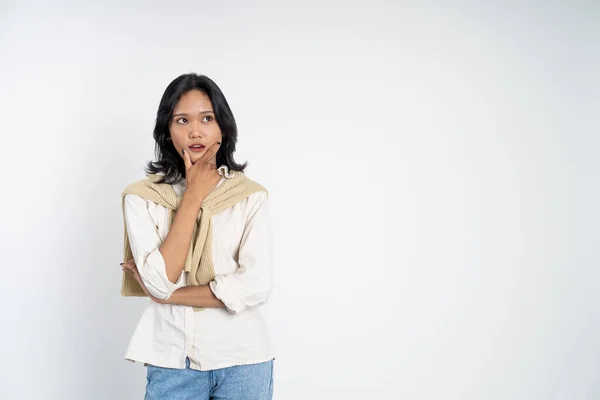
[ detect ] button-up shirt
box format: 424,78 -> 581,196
123,166 -> 273,371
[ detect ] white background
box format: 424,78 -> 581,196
0,1 -> 598,399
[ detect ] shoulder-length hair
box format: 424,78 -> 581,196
145,73 -> 247,184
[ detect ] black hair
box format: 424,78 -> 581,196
145,73 -> 247,184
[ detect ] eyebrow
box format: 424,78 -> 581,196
172,111 -> 214,118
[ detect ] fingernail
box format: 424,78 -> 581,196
182,149 -> 185,155
217,141 -> 221,145
120,263 -> 123,265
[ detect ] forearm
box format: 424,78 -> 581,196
159,192 -> 203,283
164,284 -> 225,308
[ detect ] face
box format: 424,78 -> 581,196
169,89 -> 222,164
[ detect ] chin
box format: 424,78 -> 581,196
191,153 -> 205,162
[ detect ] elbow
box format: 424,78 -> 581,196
150,290 -> 170,301
140,275 -> 175,300
137,249 -> 184,300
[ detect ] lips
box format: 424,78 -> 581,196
188,144 -> 206,152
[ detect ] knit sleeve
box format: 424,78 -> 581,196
124,194 -> 186,300
209,191 -> 274,314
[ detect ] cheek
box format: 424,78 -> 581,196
169,126 -> 186,147
212,127 -> 223,140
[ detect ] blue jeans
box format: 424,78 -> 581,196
144,358 -> 274,400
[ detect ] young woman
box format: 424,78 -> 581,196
120,73 -> 274,399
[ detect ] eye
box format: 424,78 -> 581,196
175,117 -> 188,124
202,115 -> 214,122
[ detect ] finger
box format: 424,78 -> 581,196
197,141 -> 221,166
123,263 -> 135,272
182,149 -> 193,171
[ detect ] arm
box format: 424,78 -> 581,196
208,191 -> 274,314
125,191 -> 273,310
123,194 -> 188,300
163,285 -> 226,308
158,191 -> 204,283
123,261 -> 225,308
160,145 -> 221,283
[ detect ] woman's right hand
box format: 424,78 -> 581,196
182,142 -> 222,202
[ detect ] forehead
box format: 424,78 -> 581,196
174,90 -> 213,111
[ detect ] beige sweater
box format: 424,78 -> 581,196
120,170 -> 267,302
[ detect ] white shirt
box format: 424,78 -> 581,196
123,166 -> 273,371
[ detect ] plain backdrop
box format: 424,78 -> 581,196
0,1 -> 598,399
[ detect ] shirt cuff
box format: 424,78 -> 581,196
209,277 -> 244,315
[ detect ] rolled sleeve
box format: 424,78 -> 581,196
124,194 -> 186,300
209,191 -> 273,314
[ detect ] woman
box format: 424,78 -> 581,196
120,73 -> 274,399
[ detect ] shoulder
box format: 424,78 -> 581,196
122,173 -> 176,199
246,189 -> 268,208
232,170 -> 269,197
242,178 -> 270,219
122,178 -> 148,195
224,170 -> 269,210
121,175 -> 156,210
123,192 -> 149,212
122,171 -> 167,193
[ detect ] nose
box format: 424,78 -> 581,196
189,120 -> 204,138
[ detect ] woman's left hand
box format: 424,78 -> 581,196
121,259 -> 168,304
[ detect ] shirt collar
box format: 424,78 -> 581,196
217,165 -> 234,179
